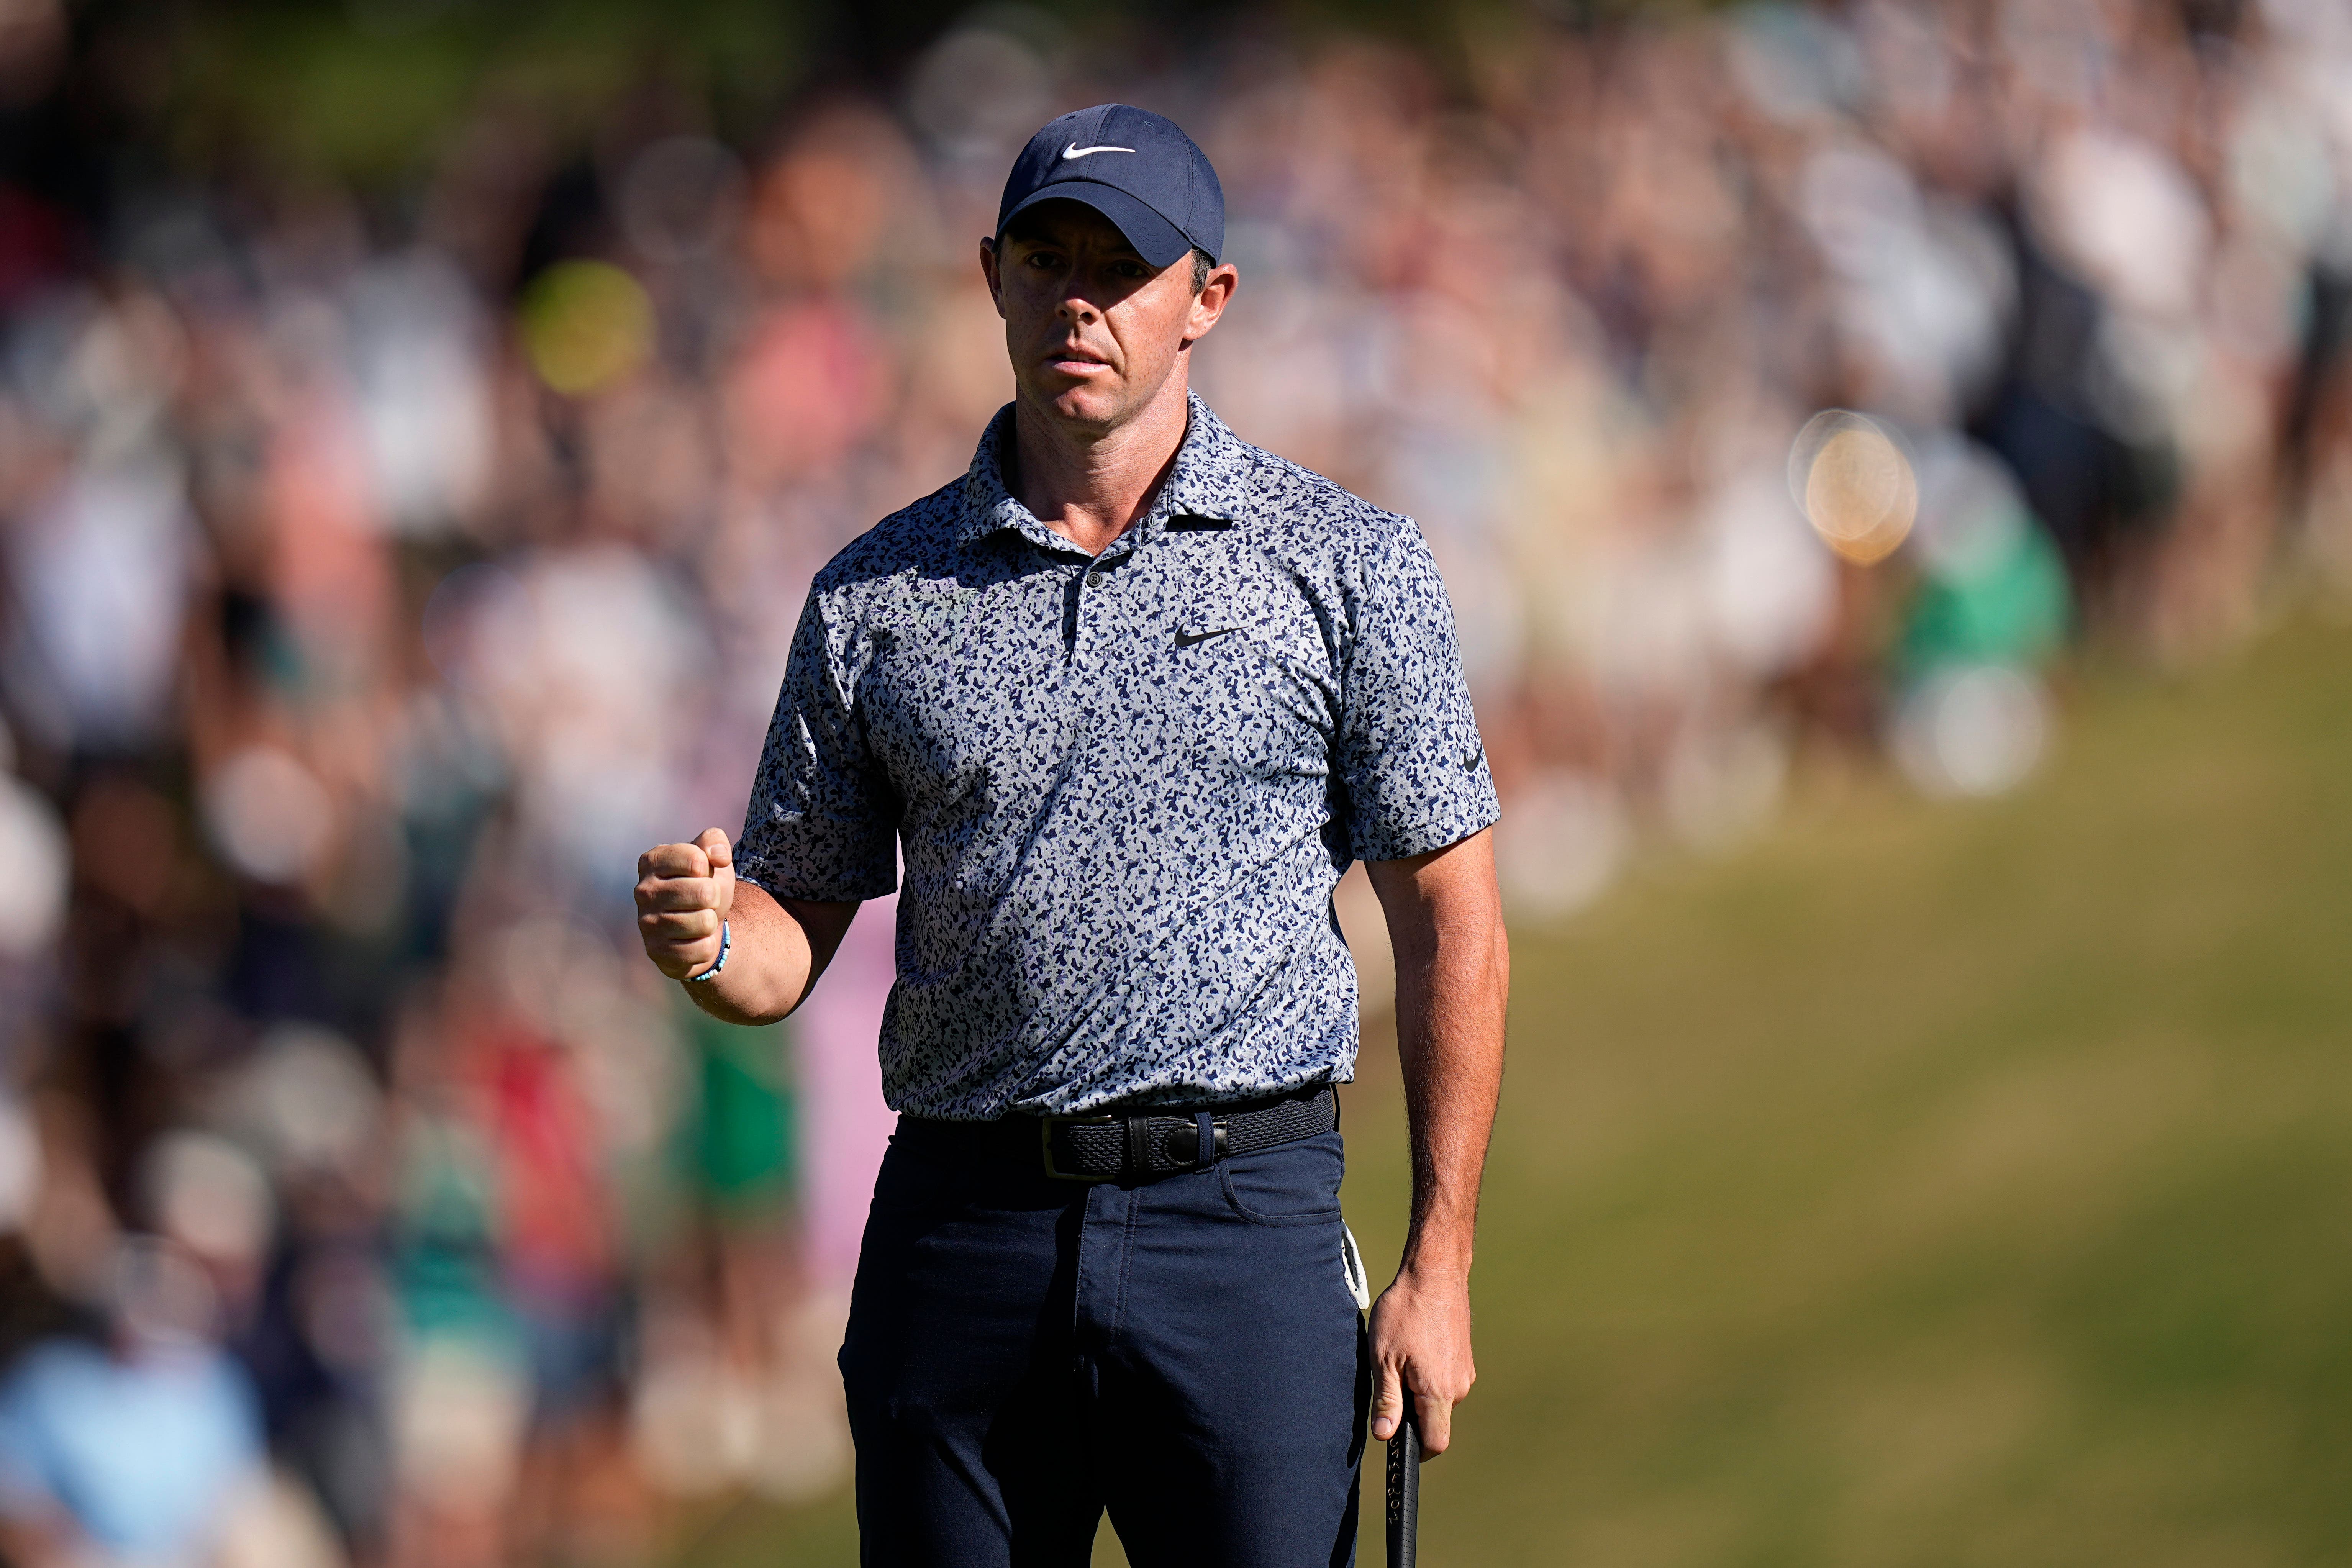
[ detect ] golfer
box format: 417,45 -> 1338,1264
634,103 -> 1507,1565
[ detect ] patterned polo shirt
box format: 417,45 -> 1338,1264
737,392 -> 1498,1120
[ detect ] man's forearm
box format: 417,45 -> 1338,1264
1371,831 -> 1510,1278
1392,895 -> 1508,1278
682,882 -> 856,1026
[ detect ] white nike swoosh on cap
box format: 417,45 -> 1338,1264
1062,143 -> 1135,159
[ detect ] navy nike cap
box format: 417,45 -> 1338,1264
996,104 -> 1224,270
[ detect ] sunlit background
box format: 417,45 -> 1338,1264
0,0 -> 2349,1564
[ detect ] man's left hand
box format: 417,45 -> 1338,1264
1368,1265 -> 1476,1455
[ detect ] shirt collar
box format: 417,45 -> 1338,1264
956,390 -> 1254,549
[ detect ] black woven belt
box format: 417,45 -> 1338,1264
902,1085 -> 1338,1184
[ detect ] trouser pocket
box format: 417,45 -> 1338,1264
1216,1129 -> 1346,1225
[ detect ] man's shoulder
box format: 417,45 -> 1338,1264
808,477 -> 969,602
1209,427 -> 1420,563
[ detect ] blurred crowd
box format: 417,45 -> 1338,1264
0,0 -> 2347,1564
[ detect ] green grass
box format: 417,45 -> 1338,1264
672,611 -> 2352,1568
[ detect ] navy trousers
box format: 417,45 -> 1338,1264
840,1119 -> 1370,1567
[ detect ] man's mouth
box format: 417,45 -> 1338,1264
1048,346 -> 1111,373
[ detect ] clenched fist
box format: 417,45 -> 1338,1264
636,827 -> 736,980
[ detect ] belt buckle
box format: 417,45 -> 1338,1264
1041,1115 -> 1118,1183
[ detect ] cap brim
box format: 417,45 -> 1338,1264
997,182 -> 1194,270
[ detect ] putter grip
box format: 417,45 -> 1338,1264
1385,1395 -> 1421,1568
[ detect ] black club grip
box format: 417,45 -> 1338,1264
1385,1394 -> 1421,1568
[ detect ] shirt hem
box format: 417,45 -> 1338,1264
736,866 -> 897,903
1351,801 -> 1502,864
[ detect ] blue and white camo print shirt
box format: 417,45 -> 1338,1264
737,392 -> 1499,1120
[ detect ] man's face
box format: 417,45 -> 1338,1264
982,201 -> 1234,430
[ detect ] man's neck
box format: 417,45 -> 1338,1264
1007,373 -> 1191,557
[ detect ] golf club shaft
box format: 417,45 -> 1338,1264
1385,1393 -> 1421,1567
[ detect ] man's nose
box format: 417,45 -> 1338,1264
1056,295 -> 1099,325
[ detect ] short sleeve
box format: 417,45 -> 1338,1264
735,590 -> 900,901
1335,518 -> 1501,863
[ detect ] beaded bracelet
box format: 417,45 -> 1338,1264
685,919 -> 731,983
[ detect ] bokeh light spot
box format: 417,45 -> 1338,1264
1790,410 -> 1918,565
519,261 -> 654,397
200,745 -> 334,885
1892,664 -> 2053,798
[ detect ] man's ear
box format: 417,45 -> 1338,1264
1184,262 -> 1238,345
980,236 -> 1006,318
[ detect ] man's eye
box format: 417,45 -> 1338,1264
1023,253 -> 1060,269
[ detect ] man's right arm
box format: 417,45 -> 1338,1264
635,827 -> 860,1025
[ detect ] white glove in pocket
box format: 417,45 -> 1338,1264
1340,1223 -> 1372,1312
